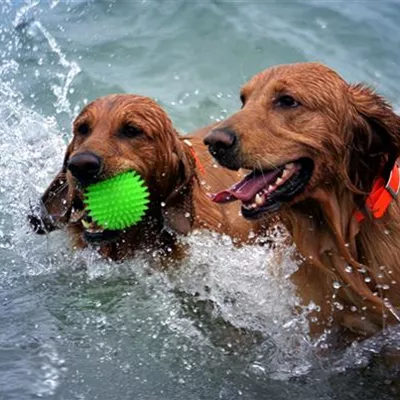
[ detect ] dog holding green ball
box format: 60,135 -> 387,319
29,94 -> 263,261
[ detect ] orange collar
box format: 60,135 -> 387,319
183,139 -> 206,175
354,163 -> 400,223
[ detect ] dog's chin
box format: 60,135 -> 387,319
69,201 -> 121,245
212,157 -> 314,220
83,229 -> 120,244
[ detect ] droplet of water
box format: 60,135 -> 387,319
332,281 -> 341,289
334,302 -> 344,310
345,265 -> 353,273
250,363 -> 266,376
364,277 -> 371,283
316,18 -> 327,29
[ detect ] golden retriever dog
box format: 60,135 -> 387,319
204,62 -> 400,345
29,94 -> 262,261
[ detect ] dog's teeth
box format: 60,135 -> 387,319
81,219 -> 91,229
276,177 -> 284,186
255,193 -> 264,206
244,202 -> 257,210
285,163 -> 295,171
71,209 -> 85,223
281,169 -> 290,179
86,227 -> 104,234
268,184 -> 277,192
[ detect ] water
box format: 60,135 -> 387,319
1,1 -> 400,399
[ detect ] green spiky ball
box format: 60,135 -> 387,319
84,171 -> 150,230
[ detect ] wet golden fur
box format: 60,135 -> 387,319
30,94 -> 261,260
208,62 -> 400,343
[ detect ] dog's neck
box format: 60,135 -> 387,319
282,186 -> 400,339
94,216 -> 183,262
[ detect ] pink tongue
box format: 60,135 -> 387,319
212,169 -> 281,204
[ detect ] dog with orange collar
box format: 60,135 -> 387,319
204,62 -> 400,347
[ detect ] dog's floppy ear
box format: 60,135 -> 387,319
162,139 -> 196,235
28,144 -> 73,234
343,84 -> 400,196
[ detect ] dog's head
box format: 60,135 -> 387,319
29,94 -> 196,245
204,62 -> 400,221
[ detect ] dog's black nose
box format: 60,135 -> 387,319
67,152 -> 103,184
204,129 -> 236,151
204,128 -> 241,170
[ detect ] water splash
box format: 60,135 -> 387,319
31,20 -> 81,116
12,0 -> 40,30
168,230 -> 319,379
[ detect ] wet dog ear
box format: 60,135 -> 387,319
161,139 -> 196,235
343,84 -> 400,195
28,144 -> 73,234
162,178 -> 195,235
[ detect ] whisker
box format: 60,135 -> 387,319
255,154 -> 279,171
257,160 -> 265,180
42,182 -> 68,206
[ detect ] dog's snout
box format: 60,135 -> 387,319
204,129 -> 236,151
67,152 -> 103,184
204,128 -> 241,170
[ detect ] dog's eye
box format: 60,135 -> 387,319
119,124 -> 143,138
76,123 -> 90,135
240,94 -> 246,108
275,95 -> 300,108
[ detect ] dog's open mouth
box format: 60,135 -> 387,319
70,198 -> 119,243
211,158 -> 313,219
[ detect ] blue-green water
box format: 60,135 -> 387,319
1,1 -> 400,399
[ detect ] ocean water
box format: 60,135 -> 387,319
1,1 -> 400,399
